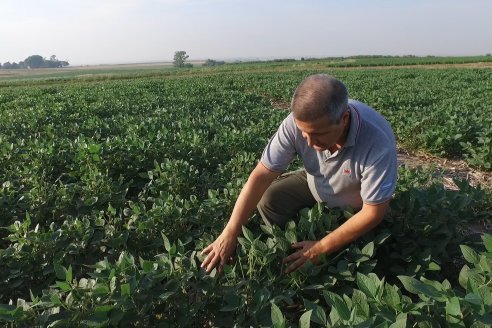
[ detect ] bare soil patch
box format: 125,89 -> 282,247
397,148 -> 492,191
397,148 -> 492,235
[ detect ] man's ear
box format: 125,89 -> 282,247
343,110 -> 350,126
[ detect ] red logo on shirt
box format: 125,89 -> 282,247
342,168 -> 351,175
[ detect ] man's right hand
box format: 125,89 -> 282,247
199,162 -> 280,274
200,230 -> 238,273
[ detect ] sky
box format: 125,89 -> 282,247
1,0 -> 491,66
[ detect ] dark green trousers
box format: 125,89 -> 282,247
257,170 -> 317,228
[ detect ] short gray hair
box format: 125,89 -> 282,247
291,74 -> 349,124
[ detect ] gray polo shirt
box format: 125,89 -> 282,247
261,99 -> 397,209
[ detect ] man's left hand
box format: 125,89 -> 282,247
283,240 -> 321,274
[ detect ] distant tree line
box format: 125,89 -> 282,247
0,55 -> 69,69
202,59 -> 225,67
173,51 -> 226,68
170,52 -> 492,70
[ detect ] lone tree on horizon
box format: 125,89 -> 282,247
173,51 -> 192,68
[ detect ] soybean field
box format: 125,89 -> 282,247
1,62 -> 492,327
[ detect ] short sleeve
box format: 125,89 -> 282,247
260,114 -> 297,172
360,148 -> 398,204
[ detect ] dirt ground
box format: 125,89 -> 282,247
397,148 -> 492,191
397,148 -> 492,236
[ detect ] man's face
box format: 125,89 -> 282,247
294,111 -> 350,152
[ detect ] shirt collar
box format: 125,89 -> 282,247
343,104 -> 361,148
321,105 -> 361,160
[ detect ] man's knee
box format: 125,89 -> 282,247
257,188 -> 280,226
256,171 -> 314,228
257,184 -> 276,212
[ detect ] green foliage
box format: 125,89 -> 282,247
461,127 -> 492,169
0,65 -> 491,326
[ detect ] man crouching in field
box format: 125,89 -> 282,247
201,74 -> 397,274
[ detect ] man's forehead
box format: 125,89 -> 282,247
294,117 -> 335,133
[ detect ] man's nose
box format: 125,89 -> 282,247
304,133 -> 314,147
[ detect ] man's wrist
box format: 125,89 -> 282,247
306,241 -> 324,260
315,237 -> 332,256
223,223 -> 241,237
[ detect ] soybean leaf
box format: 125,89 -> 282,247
95,305 -> 113,313
299,310 -> 312,328
389,313 -> 407,328
242,226 -> 254,243
460,245 -> 480,265
383,284 -> 400,309
482,234 -> 492,252
304,299 -> 327,326
476,313 -> 492,325
398,276 -> 440,298
357,273 -> 378,299
352,289 -> 370,317
459,265 -> 470,289
55,281 -> 71,292
271,303 -> 285,328
478,286 -> 492,305
121,284 -> 130,297
285,230 -> 297,244
261,224 -> 273,236
161,233 -> 171,252
470,322 -> 492,328
323,291 -> 351,321
374,231 -> 392,245
54,263 -> 67,281
445,297 -> 461,324
66,265 -> 72,283
50,294 -> 62,306
467,277 -> 480,294
361,242 -> 374,257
